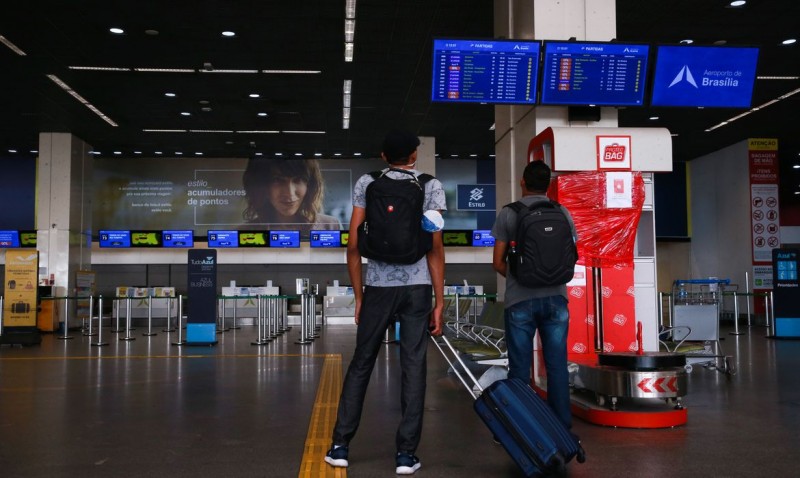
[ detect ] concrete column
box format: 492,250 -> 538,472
37,133 -> 93,327
493,0 -> 618,299
418,136 -> 436,176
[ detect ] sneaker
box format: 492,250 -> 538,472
395,451 -> 421,475
324,445 -> 349,468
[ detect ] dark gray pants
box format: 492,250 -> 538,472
331,284 -> 432,453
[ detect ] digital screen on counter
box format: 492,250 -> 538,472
19,231 -> 37,247
443,230 -> 471,247
269,230 -> 300,248
540,41 -> 649,106
310,230 -> 342,248
239,231 -> 268,247
472,230 -> 496,247
207,230 -> 238,248
0,230 -> 20,248
162,230 -> 194,248
99,230 -> 131,248
130,231 -> 163,247
650,45 -> 759,108
431,38 -> 540,105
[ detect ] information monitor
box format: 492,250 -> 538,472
162,230 -> 194,248
269,230 -> 300,248
431,38 -> 540,105
207,230 -> 238,248
540,41 -> 649,106
99,230 -> 131,248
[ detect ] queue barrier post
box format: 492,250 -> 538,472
120,297 -> 136,341
83,296 -> 97,337
91,295 -> 109,346
171,295 -> 186,346
58,296 -> 74,340
143,295 -> 157,337
252,295 -> 271,345
730,291 -> 745,336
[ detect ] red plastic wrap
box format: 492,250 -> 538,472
548,171 -> 645,268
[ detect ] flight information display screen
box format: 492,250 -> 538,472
431,38 -> 540,105
540,41 -> 649,106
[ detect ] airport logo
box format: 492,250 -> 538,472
668,65 -> 698,88
469,187 -> 484,202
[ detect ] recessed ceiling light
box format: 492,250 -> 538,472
109,27 -> 124,34
8,149 -> 17,153
729,1 -> 746,6
257,112 -> 268,117
314,153 -> 322,157
294,153 -> 303,157
713,40 -> 727,45
175,152 -> 183,155
145,29 -> 159,36
155,151 -> 162,155
334,153 -> 342,157
679,39 -> 694,44
113,151 -> 122,155
275,153 -> 283,157
782,38 -> 797,45
354,153 -> 362,156
255,152 -> 263,156
165,92 -> 176,97
30,150 -> 38,153
195,152 -> 203,156
201,107 -> 212,112
649,116 -> 659,120
221,31 -> 236,37
249,93 -> 260,98
181,112 -> 191,116
90,151 -> 101,155
134,151 -> 142,154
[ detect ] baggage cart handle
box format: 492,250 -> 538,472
430,333 -> 484,399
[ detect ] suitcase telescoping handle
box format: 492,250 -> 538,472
430,333 -> 484,400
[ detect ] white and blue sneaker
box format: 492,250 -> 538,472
395,451 -> 421,475
324,445 -> 349,468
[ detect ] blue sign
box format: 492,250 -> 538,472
431,39 -> 540,105
163,230 -> 194,248
772,249 -> 800,338
0,230 -> 20,248
99,230 -> 131,248
270,230 -> 300,248
540,41 -> 649,106
472,230 -> 495,247
208,230 -> 238,248
650,46 -> 759,108
457,184 -> 496,211
310,230 -> 341,248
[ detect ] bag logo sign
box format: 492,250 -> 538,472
387,205 -> 395,212
604,143 -> 626,162
614,179 -> 625,193
597,135 -> 632,170
544,226 -> 553,232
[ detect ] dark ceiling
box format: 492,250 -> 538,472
1,1 -> 798,194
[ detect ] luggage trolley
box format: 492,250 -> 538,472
666,279 -> 735,375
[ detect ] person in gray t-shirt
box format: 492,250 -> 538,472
491,160 -> 577,432
325,130 -> 446,475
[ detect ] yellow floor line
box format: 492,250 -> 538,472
298,353 -> 346,478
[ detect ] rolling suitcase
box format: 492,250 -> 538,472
431,334 -> 585,477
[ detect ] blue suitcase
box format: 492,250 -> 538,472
432,335 -> 585,477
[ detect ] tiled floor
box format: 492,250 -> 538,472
1,320 -> 798,477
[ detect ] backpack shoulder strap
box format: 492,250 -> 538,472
368,170 -> 383,180
417,173 -> 434,185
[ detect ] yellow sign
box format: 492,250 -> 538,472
3,250 -> 39,327
748,138 -> 778,151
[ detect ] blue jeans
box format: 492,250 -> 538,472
505,295 -> 572,429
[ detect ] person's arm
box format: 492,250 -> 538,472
492,240 -> 508,278
426,229 -> 446,336
346,206 -> 366,324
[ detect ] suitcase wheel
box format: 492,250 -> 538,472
576,446 -> 587,464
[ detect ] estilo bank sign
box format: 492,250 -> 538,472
596,135 -> 632,170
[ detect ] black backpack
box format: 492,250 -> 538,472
506,199 -> 578,287
357,168 -> 434,264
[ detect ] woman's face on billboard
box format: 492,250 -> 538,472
269,175 -> 308,220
